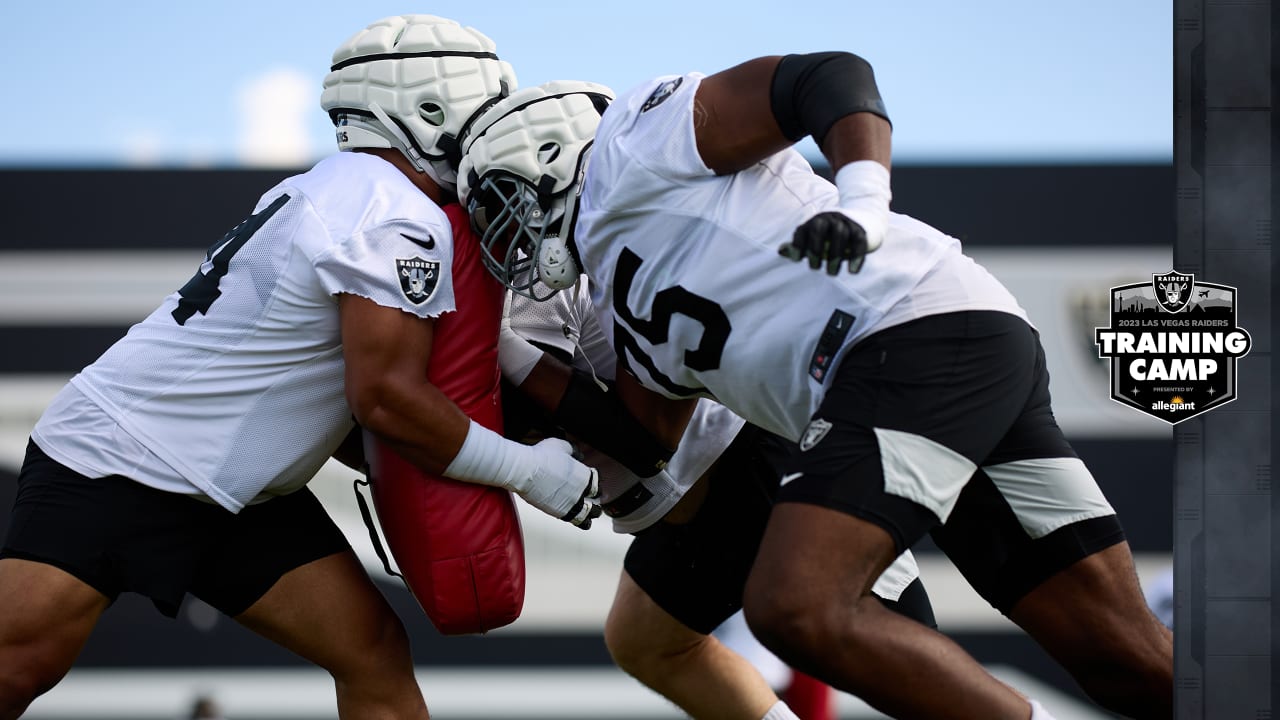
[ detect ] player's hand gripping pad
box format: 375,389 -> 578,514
363,203 -> 525,635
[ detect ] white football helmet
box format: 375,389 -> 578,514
320,15 -> 517,190
458,80 -> 614,300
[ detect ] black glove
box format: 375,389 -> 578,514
778,211 -> 872,275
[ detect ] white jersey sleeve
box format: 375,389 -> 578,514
312,217 -> 454,318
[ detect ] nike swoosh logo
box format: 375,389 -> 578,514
400,232 -> 435,251
780,472 -> 804,486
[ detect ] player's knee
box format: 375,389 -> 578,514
364,610 -> 413,662
0,645 -> 71,717
1069,627 -> 1172,710
326,608 -> 414,682
743,585 -> 830,664
745,582 -> 885,670
1050,599 -> 1171,677
602,609 -> 641,671
604,611 -> 703,683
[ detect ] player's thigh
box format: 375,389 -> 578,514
933,465 -> 1125,614
232,549 -> 409,675
746,501 -> 900,624
1008,541 -> 1165,664
620,425 -> 788,636
930,336 -> 1124,615
188,489 -> 403,673
188,486 -> 352,618
606,570 -> 709,663
0,558 -> 109,678
0,442 -> 125,679
2,438 -> 230,618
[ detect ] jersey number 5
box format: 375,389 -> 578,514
171,194 -> 291,325
612,247 -> 731,398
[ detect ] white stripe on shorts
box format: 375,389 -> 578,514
870,550 -> 920,601
981,457 -> 1115,539
875,427 -> 977,524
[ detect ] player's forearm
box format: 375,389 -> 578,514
515,355 -> 573,414
351,380 -> 470,475
615,371 -> 697,453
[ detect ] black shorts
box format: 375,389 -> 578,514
778,311 -> 1125,613
624,425 -> 936,634
1,439 -> 351,618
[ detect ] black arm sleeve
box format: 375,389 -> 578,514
551,369 -> 675,478
770,51 -> 890,146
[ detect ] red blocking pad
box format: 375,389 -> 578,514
363,203 -> 524,635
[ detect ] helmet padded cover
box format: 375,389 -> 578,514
320,15 -> 517,186
458,81 -> 615,214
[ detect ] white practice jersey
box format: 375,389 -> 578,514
34,152 -> 456,512
578,73 -> 1028,442
506,282 -> 746,533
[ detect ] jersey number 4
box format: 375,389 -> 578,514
171,194 -> 291,325
612,247 -> 731,398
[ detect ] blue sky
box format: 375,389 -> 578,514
4,1 -> 1171,167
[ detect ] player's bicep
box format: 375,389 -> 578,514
693,56 -> 793,174
338,293 -> 435,419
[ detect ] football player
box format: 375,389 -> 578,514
0,16 -> 598,720
457,55 -> 1172,720
469,83 -> 930,720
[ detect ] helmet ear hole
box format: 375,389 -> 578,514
537,142 -> 561,164
419,102 -> 445,127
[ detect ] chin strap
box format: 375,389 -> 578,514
565,278 -> 609,392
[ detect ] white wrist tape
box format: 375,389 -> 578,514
499,315 -> 545,386
834,160 -> 892,253
443,419 -> 531,494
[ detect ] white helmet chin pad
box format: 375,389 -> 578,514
320,15 -> 517,190
457,81 -> 615,300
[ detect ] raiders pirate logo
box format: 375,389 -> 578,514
799,418 -> 832,451
397,257 -> 440,305
641,77 -> 683,112
1153,271 -> 1194,314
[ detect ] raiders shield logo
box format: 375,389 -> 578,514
1153,271 -> 1194,314
397,257 -> 440,305
641,77 -> 683,112
799,418 -> 833,451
